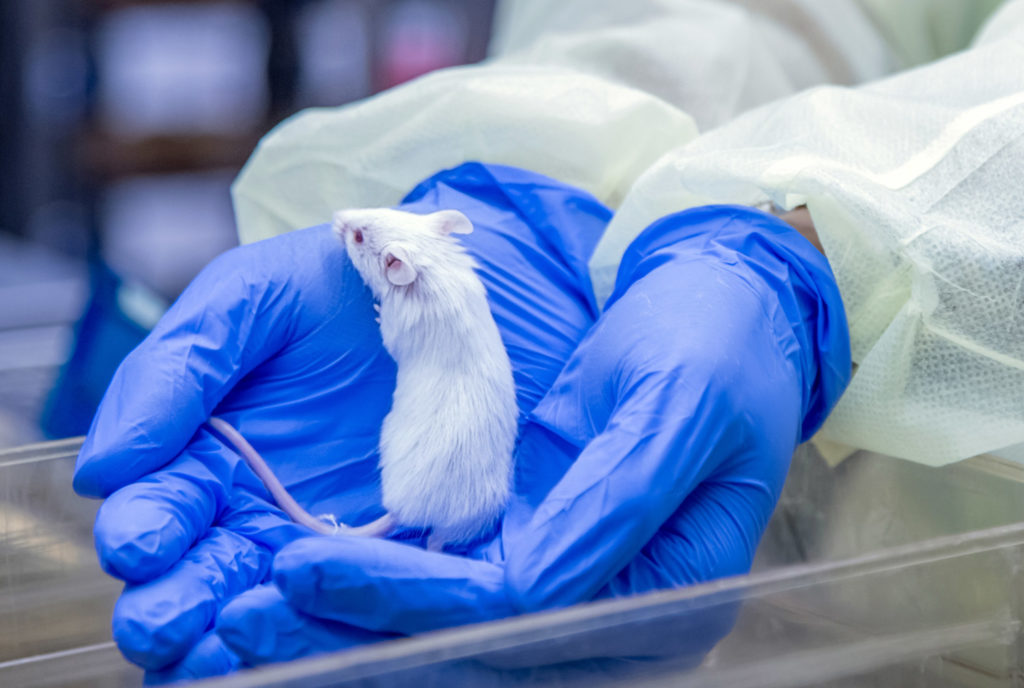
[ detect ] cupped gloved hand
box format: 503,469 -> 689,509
203,205 -> 851,673
73,162 -> 611,681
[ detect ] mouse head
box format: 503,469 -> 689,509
332,207 -> 473,297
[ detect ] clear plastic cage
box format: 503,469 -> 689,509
3,440 -> 1024,687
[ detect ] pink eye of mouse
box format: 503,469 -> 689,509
353,229 -> 364,244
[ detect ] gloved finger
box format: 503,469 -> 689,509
505,259 -> 804,612
601,479 -> 782,598
217,584 -> 396,666
142,633 -> 241,685
273,536 -> 514,634
519,482 -> 772,668
74,225 -> 357,498
113,527 -> 271,670
93,427 -> 307,583
94,432 -> 231,583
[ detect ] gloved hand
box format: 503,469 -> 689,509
73,162 -> 610,681
209,204 -> 850,676
76,161 -> 850,681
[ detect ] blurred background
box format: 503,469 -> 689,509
0,0 -> 497,449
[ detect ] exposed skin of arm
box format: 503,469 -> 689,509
779,205 -> 854,379
778,206 -> 822,254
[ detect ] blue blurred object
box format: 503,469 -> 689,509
42,259 -> 152,439
73,164 -> 850,681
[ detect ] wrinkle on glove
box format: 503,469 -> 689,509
113,527 -> 270,670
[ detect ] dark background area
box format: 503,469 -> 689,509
0,0 -> 496,448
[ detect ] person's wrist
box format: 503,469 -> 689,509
777,206 -> 822,254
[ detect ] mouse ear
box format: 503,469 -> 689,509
431,210 -> 474,236
384,246 -> 418,286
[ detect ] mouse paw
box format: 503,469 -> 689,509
316,513 -> 343,535
426,532 -> 446,553
373,303 -> 381,312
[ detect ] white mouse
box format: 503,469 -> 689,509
332,207 -> 517,550
208,209 -> 519,550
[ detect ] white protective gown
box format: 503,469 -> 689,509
590,1 -> 1024,465
233,0 -> 1022,466
234,0 -> 896,242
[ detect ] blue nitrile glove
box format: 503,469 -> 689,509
73,162 -> 611,681
193,206 -> 852,673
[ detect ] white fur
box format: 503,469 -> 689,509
332,208 -> 517,545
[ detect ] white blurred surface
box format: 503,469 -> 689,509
96,2 -> 269,136
101,170 -> 239,298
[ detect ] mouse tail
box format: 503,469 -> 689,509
340,513 -> 395,538
207,416 -> 337,536
208,416 -> 396,539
